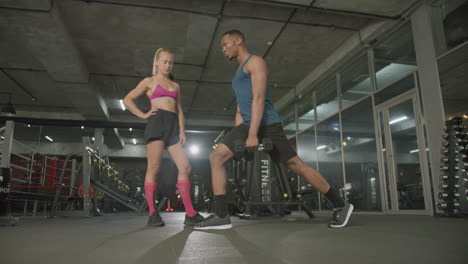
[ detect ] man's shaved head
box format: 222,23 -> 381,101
222,29 -> 245,43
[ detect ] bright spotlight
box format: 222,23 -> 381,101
190,145 -> 200,155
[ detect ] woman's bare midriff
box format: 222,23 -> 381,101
150,99 -> 177,113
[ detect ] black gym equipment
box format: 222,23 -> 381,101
227,138 -> 315,219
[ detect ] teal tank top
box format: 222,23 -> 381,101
231,55 -> 281,126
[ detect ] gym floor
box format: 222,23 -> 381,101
1,212 -> 467,264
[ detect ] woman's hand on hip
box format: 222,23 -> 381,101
142,108 -> 158,119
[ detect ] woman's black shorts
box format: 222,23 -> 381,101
144,109 -> 180,147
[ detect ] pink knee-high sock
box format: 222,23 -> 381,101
144,182 -> 157,216
177,180 -> 196,217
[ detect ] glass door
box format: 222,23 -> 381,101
376,90 -> 432,214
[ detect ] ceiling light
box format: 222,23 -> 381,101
409,149 -> 419,154
389,116 -> 407,125
342,141 -> 348,147
92,137 -> 95,142
132,138 -> 136,145
316,145 -> 326,150
81,126 -> 85,129
45,136 -> 54,142
463,114 -> 468,119
27,124 -> 31,127
119,99 -> 126,111
129,128 -> 133,132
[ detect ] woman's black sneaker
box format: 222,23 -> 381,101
184,212 -> 205,226
147,211 -> 165,227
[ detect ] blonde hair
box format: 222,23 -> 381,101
152,48 -> 172,76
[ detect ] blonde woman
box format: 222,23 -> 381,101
123,48 -> 204,226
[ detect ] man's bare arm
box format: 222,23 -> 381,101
246,56 -> 268,138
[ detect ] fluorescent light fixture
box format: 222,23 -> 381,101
389,116 -> 407,125
190,145 -> 200,154
409,149 -> 419,153
129,128 -> 133,132
45,136 -> 53,142
119,99 -> 126,111
316,145 -> 326,150
333,127 -> 340,131
132,138 -> 136,145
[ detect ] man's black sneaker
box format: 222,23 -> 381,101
184,212 -> 205,226
193,214 -> 232,230
329,201 -> 354,228
147,211 -> 165,227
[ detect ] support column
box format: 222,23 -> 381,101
411,5 -> 446,214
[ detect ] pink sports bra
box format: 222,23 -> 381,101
148,83 -> 178,101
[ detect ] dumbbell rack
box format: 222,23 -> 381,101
437,117 -> 468,215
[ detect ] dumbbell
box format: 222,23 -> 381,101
233,138 -> 273,160
437,202 -> 447,210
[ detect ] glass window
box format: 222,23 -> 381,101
296,127 -> 319,210
374,74 -> 415,105
388,99 -> 426,210
316,78 -> 339,123
281,104 -> 297,138
296,91 -> 316,133
340,54 -> 371,109
315,114 -> 344,209
374,23 -> 417,90
341,98 -> 381,211
443,1 -> 468,50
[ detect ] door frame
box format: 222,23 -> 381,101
375,87 -> 433,215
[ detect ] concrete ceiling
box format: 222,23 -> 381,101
0,0 -> 422,149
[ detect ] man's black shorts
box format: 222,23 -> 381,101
219,123 -> 297,163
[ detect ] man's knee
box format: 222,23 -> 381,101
210,149 -> 229,166
209,150 -> 225,165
